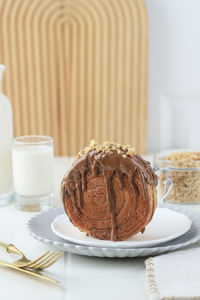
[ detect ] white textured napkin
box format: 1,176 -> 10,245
145,245 -> 200,300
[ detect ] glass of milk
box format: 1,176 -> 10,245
12,135 -> 54,211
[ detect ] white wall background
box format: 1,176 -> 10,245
145,0 -> 200,153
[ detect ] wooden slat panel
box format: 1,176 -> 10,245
0,0 -> 148,156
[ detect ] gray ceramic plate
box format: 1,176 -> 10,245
27,205 -> 200,258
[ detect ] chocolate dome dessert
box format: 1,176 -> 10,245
61,140 -> 157,241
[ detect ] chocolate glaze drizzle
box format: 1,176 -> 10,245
61,150 -> 158,241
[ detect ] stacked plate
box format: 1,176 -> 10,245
27,205 -> 200,258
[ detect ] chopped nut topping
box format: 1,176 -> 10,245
164,151 -> 200,164
159,151 -> 200,203
74,140 -> 136,160
127,149 -> 135,156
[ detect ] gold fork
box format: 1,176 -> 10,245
0,260 -> 59,283
0,242 -> 64,270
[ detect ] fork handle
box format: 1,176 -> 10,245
0,241 -> 24,257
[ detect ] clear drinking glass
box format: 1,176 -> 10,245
12,135 -> 54,211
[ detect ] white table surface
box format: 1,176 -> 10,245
0,156 -> 200,300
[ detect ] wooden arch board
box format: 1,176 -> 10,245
0,0 -> 148,156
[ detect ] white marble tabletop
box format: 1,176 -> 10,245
0,156 -> 200,300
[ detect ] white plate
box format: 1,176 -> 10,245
51,208 -> 191,248
27,205 -> 200,257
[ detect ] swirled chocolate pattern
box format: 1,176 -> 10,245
61,142 -> 157,241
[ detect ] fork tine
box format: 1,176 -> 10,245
37,252 -> 64,269
23,251 -> 51,268
28,251 -> 55,269
33,251 -> 60,269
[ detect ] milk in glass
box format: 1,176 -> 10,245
12,135 -> 54,211
12,145 -> 54,196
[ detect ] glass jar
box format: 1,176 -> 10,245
154,149 -> 200,204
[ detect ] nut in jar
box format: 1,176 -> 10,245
154,150 -> 200,204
